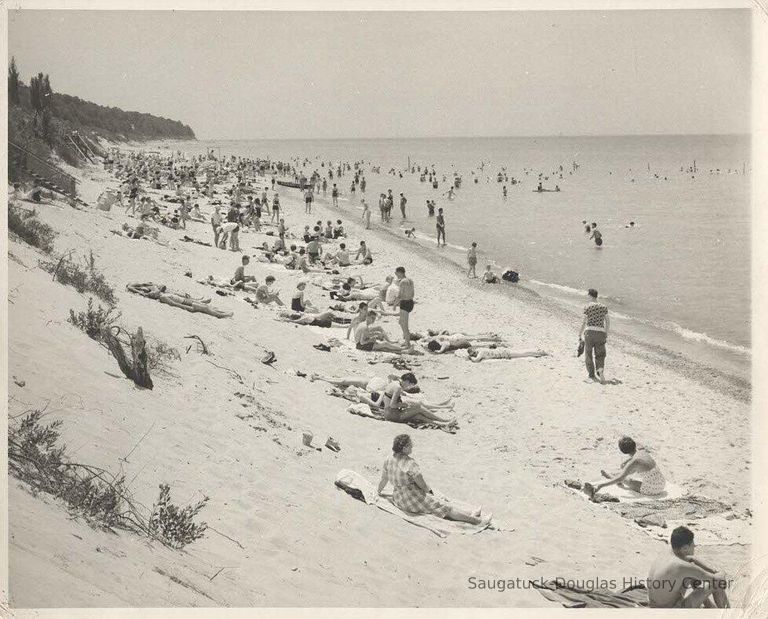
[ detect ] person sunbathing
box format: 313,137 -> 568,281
354,312 -> 407,353
583,436 -> 667,498
310,373 -> 453,410
647,526 -> 729,608
231,255 -> 257,285
378,434 -> 491,525
278,310 -> 351,328
126,283 -> 233,318
425,333 -> 503,354
334,283 -> 379,302
483,265 -> 500,284
468,347 -> 547,362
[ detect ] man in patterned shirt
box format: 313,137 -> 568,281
578,288 -> 610,383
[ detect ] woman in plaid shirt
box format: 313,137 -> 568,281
377,434 -> 492,526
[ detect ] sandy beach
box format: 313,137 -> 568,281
5,142 -> 754,608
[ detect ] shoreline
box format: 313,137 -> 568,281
8,143 -> 752,607
317,193 -> 751,402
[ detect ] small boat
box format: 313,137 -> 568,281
276,178 -> 313,190
532,188 -> 561,193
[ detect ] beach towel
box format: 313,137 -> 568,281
565,483 -> 750,545
532,580 -> 647,608
334,469 -> 490,538
346,403 -> 458,434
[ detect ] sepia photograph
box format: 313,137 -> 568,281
3,0 -> 766,613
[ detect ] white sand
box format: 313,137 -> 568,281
7,150 -> 751,607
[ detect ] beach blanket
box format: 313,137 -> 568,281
346,403 -> 457,434
334,469 -> 490,538
532,580 -> 648,608
565,483 -> 750,545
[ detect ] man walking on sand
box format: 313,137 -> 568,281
578,288 -> 609,383
394,266 -> 414,346
399,192 -> 408,220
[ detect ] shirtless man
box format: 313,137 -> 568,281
354,312 -> 406,353
393,266 -> 414,345
647,526 -> 729,608
583,436 -> 666,498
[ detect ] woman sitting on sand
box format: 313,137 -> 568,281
467,347 -> 548,362
378,434 -> 491,526
584,436 -> 667,498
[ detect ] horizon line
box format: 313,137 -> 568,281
191,132 -> 751,142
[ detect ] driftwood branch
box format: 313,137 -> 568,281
184,334 -> 209,355
102,325 -> 153,389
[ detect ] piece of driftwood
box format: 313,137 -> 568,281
102,326 -> 154,389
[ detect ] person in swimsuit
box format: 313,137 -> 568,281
377,435 -> 491,524
290,281 -> 316,313
424,332 -> 503,354
589,223 -> 603,246
379,375 -> 456,426
467,242 -> 478,278
647,526 -> 729,608
393,266 -> 414,345
354,312 -> 407,353
468,347 -> 548,362
436,208 -> 446,246
584,436 -> 667,498
278,310 -> 350,329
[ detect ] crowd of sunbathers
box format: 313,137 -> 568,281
100,149 -> 734,608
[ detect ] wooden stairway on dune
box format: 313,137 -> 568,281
9,140 -> 90,207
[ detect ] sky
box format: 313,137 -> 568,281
7,8 -> 751,139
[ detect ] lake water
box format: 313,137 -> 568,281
166,134 -> 751,359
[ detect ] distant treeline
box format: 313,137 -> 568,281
15,82 -> 196,141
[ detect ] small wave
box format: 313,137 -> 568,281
529,279 -> 584,296
662,322 -> 751,355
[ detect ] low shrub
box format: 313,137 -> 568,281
68,298 -> 121,340
8,205 -> 57,253
9,411 -> 208,547
41,250 -> 116,305
149,484 -> 209,549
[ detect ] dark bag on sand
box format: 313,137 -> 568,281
577,340 -> 585,357
502,270 -> 519,283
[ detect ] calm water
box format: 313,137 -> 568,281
167,135 -> 751,353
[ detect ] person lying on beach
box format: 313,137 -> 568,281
425,333 -> 503,354
277,310 -> 351,328
355,311 -> 408,353
231,255 -> 257,285
378,434 -> 490,524
467,347 -> 548,362
483,265 -> 500,284
647,526 -> 729,608
255,276 -> 284,306
333,283 -> 379,302
583,436 -> 666,498
126,283 -> 233,318
312,373 -> 454,411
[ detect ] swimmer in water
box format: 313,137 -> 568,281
590,223 -> 603,247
